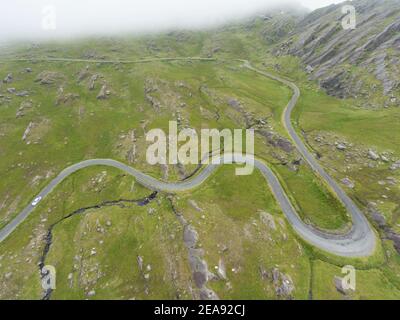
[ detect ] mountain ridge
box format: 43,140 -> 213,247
273,0 -> 400,106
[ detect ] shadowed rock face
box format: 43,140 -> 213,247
275,0 -> 400,102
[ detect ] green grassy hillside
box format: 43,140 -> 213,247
0,18 -> 399,300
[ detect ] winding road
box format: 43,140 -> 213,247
0,57 -> 376,257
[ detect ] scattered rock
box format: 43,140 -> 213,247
368,149 -> 380,161
183,225 -> 198,249
341,177 -> 355,189
188,200 -> 203,212
77,68 -> 90,82
88,74 -> 99,90
15,90 -> 29,97
216,258 -> 227,280
87,290 -> 96,297
193,271 -> 207,288
270,268 -> 294,298
390,161 -> 400,170
260,211 -> 277,230
3,73 -> 12,83
367,203 -> 400,254
124,129 -> 137,164
368,205 -> 386,228
199,288 -> 219,300
227,98 -> 241,109
258,130 -> 294,153
96,226 -> 105,233
35,71 -> 63,85
381,155 -> 390,162
55,87 -> 79,105
388,232 -> 400,255
137,255 -> 143,271
305,65 -> 314,74
82,50 -> 104,60
22,121 -> 34,141
336,143 -> 347,151
96,84 -> 110,99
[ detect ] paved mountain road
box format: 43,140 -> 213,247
0,57 -> 376,257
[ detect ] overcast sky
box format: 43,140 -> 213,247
1,0 -> 347,40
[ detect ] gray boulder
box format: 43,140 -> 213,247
3,73 -> 12,83
368,149 -> 380,161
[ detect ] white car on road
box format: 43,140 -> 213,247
31,196 -> 42,206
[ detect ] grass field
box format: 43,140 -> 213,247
0,31 -> 399,299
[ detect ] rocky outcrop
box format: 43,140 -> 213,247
260,266 -> 295,299
367,203 -> 400,255
3,73 -> 13,84
96,84 -> 110,99
88,74 -> 99,90
16,100 -> 33,118
21,122 -> 34,141
259,211 -> 277,230
258,129 -> 294,153
390,160 -> 400,170
169,198 -> 219,300
35,71 -> 64,85
341,177 -> 355,189
55,87 -> 79,106
274,0 -> 400,103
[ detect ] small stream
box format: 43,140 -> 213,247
39,191 -> 157,300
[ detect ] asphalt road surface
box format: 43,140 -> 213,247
0,58 -> 376,257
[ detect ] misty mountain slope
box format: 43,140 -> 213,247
274,0 -> 400,106
2,0 -> 399,109
1,1 -> 400,300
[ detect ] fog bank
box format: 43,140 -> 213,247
1,0 -> 346,41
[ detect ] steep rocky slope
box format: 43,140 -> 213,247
275,0 -> 400,106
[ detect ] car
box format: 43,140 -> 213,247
31,196 -> 42,206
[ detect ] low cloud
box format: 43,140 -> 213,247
0,0 -> 346,41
